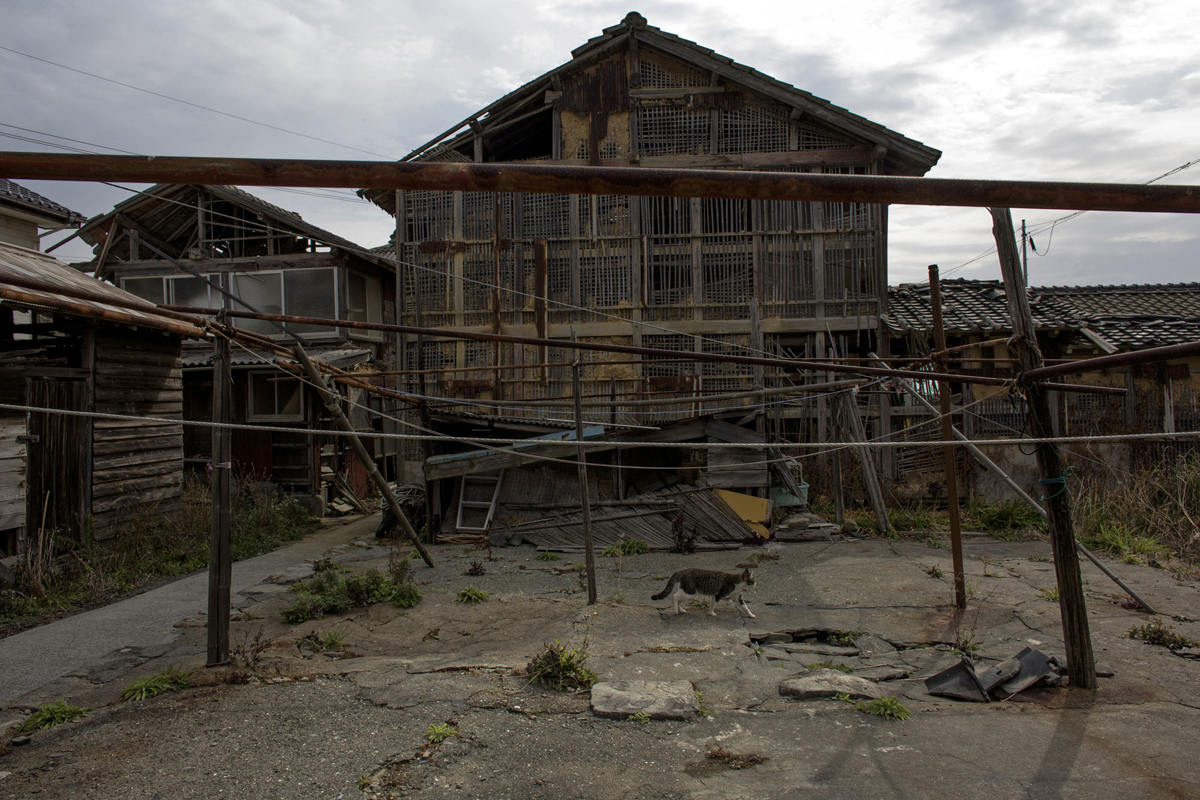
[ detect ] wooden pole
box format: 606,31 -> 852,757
928,265 -> 967,609
292,344 -> 435,568
991,207 -> 1096,690
206,322 -> 232,667
867,353 -> 1156,613
572,335 -> 598,605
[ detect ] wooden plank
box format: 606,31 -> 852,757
94,451 -> 182,472
93,434 -> 183,456
93,422 -> 182,437
93,401 -> 183,416
92,474 -> 183,504
94,389 -> 183,405
704,419 -> 764,444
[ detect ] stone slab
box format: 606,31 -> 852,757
591,680 -> 699,720
779,670 -> 884,701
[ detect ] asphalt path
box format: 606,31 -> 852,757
0,517 -> 369,707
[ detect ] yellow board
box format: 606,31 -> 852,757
714,489 -> 771,538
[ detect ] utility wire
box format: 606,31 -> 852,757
0,44 -> 395,159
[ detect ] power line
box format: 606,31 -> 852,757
940,155 -> 1200,279
0,44 -> 396,159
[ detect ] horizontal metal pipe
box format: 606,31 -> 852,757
1022,340 -> 1200,380
3,151 -> 1200,212
0,286 -> 207,338
171,305 -> 1122,395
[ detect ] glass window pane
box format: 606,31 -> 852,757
277,379 -> 302,417
122,277 -> 164,305
170,276 -> 211,309
231,272 -> 282,335
283,268 -> 335,335
250,373 -> 275,417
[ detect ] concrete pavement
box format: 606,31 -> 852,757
0,515 -> 374,709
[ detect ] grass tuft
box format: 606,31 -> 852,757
456,586 -> 489,605
121,666 -> 194,702
19,700 -> 88,732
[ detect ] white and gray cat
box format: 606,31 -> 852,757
651,568 -> 756,618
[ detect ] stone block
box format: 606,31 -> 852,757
590,680 -> 699,721
779,670 -> 883,701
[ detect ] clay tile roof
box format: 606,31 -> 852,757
0,178 -> 86,227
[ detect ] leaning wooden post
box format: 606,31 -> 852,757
572,334 -> 598,605
206,322 -> 232,667
990,207 -> 1096,689
292,344 -> 435,568
928,265 -> 967,609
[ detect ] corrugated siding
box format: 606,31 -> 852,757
91,331 -> 184,539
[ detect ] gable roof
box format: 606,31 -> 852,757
884,279 -> 1200,352
363,13 -> 940,214
76,184 -> 389,271
0,178 -> 86,228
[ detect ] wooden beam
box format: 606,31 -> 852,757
991,207 -> 1096,690
206,326 -> 232,667
292,344 -> 435,567
929,265 -> 967,609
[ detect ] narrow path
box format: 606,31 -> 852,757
0,516 -> 375,707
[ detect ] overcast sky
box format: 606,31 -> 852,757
2,0 -> 1198,287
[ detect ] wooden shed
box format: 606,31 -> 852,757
75,184 -> 401,504
0,242 -> 203,556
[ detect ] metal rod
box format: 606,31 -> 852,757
5,151 -> 1200,213
292,344 -> 435,568
1021,341 -> 1200,381
869,352 -> 1157,613
929,265 -> 967,610
572,335 -> 597,605
162,306 -> 1123,395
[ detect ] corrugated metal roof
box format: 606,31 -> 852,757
182,346 -> 372,369
0,179 -> 85,226
0,241 -> 204,337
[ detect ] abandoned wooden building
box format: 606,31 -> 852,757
75,185 -> 401,508
882,279 -> 1200,502
0,242 -> 203,557
361,13 -> 941,538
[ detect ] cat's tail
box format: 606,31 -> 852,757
650,576 -> 677,600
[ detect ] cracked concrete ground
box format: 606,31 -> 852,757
1,516 -> 1198,799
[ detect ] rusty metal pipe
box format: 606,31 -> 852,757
3,152 -> 1200,213
1021,340 -> 1200,380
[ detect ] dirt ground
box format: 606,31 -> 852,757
2,519 -> 1199,799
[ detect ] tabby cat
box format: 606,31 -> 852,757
651,568 -> 756,618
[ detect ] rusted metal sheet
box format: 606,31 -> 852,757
3,152 -> 1199,213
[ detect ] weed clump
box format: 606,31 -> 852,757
425,723 -> 458,743
19,700 -> 88,732
602,538 -> 648,557
535,551 -> 560,562
456,586 -> 489,605
121,666 -> 194,702
527,637 -> 597,691
1129,618 -> 1198,651
856,696 -> 911,721
670,511 -> 697,555
282,562 -> 421,623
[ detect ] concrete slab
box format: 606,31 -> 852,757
590,680 -> 699,720
779,669 -> 885,700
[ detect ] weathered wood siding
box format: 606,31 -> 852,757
90,330 -> 184,540
0,414 -> 25,553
